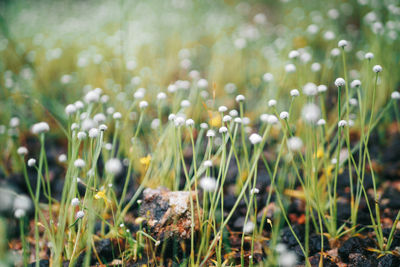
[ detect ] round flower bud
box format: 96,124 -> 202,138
139,101 -> 148,109
249,133 -> 262,145
338,120 -> 347,127
74,159 -> 86,168
235,95 -> 245,102
338,40 -> 348,48
71,198 -> 80,207
31,122 -> 50,135
334,78 -> 346,87
372,65 -> 382,73
113,112 -> 122,120
76,210 -> 85,219
27,158 -> 36,167
268,99 -> 277,107
219,127 -> 228,133
65,104 -> 77,116
280,111 -> 289,120
17,146 -> 28,156
290,89 -> 300,97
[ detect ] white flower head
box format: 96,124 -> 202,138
180,99 -> 191,108
14,209 -> 26,219
84,90 -> 100,103
74,101 -> 84,110
174,117 -> 185,127
268,99 -> 277,107
76,210 -> 85,219
58,154 -> 67,163
88,128 -> 99,138
249,133 -> 262,145
365,52 -> 374,60
27,158 -> 36,167
303,82 -> 318,96
74,159 -> 86,168
301,103 -> 321,124
349,98 -> 358,106
288,50 -> 300,59
199,177 -> 217,192
186,119 -> 195,127
197,79 -> 208,89
334,78 -> 346,87
260,114 -> 270,123
71,198 -> 80,207
105,158 -> 123,176
93,113 -> 106,124
391,91 -> 400,100
285,64 -> 296,73
317,119 -> 326,126
139,100 -> 148,109
234,117 -> 242,124
17,146 -> 28,156
219,126 -> 228,134
65,104 -> 77,116
229,109 -> 238,117
263,73 -> 274,82
77,131 -> 87,140
280,111 -> 289,120
203,160 -> 213,168
267,115 -> 278,125
218,106 -> 228,113
168,113 -> 176,121
157,92 -> 167,100
338,39 -> 348,48
206,130 -> 215,137
99,124 -> 107,131
317,85 -> 327,93
287,137 -> 303,151
235,94 -> 245,102
10,117 -> 20,128
338,120 -> 347,127
290,89 -> 299,97
372,65 -> 382,73
250,188 -> 260,194
113,112 -> 122,120
350,80 -> 361,88
243,221 -> 255,234
222,115 -> 232,122
200,123 -> 208,129
31,122 -> 50,135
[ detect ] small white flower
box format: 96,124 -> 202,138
338,40 -> 348,48
249,133 -> 262,145
197,79 -> 208,89
311,62 -> 321,72
268,99 -> 277,107
317,119 -> 326,126
168,114 -> 176,121
365,52 -> 374,60
219,126 -> 228,133
350,80 -> 361,88
278,251 -> 297,267
14,209 -> 26,219
104,143 -> 113,150
267,115 -> 278,124
234,117 -> 242,123
235,94 -> 245,102
71,198 -> 80,207
280,111 -> 289,120
74,159 -> 86,168
65,104 -> 77,116
301,103 -> 321,123
391,91 -> 400,100
243,221 -> 255,234
200,123 -> 208,129
229,109 -> 238,117
77,131 -> 87,140
157,92 -> 167,100
31,122 -> 50,135
250,188 -> 259,194
99,124 -> 107,131
71,123 -> 79,131
303,82 -> 318,96
203,160 -> 213,167
139,100 -> 148,109
338,120 -> 347,127
10,117 -> 20,128
218,106 -> 228,113
58,154 -> 67,163
288,50 -> 300,59
331,158 -> 338,164
105,158 -> 123,175
334,78 -> 346,87
372,65 -> 382,73
113,112 -> 122,120
206,130 -> 215,137
290,89 -> 299,97
186,119 -> 195,127
76,210 -> 85,219
88,128 -> 99,138
317,85 -> 327,93
101,95 -> 109,103
17,146 -> 28,155
260,114 -> 270,122
174,117 -> 185,127
180,100 -> 191,108
287,137 -> 303,151
285,64 -> 296,73
349,98 -> 358,106
222,115 -> 232,122
331,48 -> 341,57
93,113 -> 106,124
199,177 -> 217,192
27,158 -> 36,167
134,90 -> 145,99
263,73 -> 274,82
84,90 -> 100,103
74,101 -> 84,110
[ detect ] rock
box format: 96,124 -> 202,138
338,237 -> 367,262
139,187 -> 201,240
